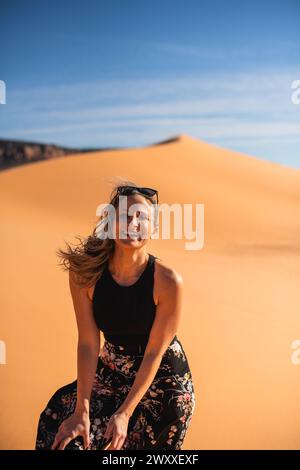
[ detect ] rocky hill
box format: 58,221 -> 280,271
0,139 -> 115,171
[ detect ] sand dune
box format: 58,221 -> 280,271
1,133 -> 300,449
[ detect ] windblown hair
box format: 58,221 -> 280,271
56,179 -> 158,289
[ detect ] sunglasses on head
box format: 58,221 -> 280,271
116,185 -> 159,204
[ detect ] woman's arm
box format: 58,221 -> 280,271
69,271 -> 100,416
51,271 -> 100,450
104,269 -> 183,449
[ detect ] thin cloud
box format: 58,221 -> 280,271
0,69 -> 299,166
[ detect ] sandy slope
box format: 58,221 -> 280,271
1,134 -> 300,449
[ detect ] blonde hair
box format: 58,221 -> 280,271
56,179 -> 158,288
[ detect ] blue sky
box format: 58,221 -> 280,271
0,0 -> 299,168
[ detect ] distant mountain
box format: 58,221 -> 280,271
0,139 -> 119,171
0,135 -> 193,171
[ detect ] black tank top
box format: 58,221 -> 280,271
93,253 -> 158,346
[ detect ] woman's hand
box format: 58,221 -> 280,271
103,411 -> 129,450
51,411 -> 91,450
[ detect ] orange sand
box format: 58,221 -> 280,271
1,134 -> 300,449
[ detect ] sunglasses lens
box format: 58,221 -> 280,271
117,186 -> 157,200
140,187 -> 156,197
118,187 -> 132,195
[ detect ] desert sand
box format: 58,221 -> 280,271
1,133 -> 300,449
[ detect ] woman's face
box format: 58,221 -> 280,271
113,194 -> 154,248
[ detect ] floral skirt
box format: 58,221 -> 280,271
35,335 -> 196,450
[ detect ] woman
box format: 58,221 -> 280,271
35,181 -> 196,450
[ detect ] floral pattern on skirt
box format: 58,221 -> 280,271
35,336 -> 196,450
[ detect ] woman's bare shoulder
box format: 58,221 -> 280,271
69,270 -> 95,302
153,257 -> 183,288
